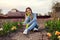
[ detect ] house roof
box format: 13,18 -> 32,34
5,9 -> 25,17
6,11 -> 25,17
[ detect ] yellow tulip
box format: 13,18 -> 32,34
0,28 -> 3,31
55,31 -> 58,35
11,26 -> 17,30
58,36 -> 60,39
58,18 -> 60,21
47,33 -> 52,37
45,23 -> 47,26
55,31 -> 60,35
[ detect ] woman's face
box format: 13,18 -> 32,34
26,9 -> 32,14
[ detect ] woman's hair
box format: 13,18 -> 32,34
25,7 -> 32,13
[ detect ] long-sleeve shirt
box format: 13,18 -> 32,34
23,13 -> 37,25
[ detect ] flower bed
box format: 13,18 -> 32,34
45,19 -> 60,40
0,21 -> 23,36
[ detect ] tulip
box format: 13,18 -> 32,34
45,23 -> 47,26
58,18 -> 60,21
11,26 -> 17,30
58,36 -> 60,40
17,22 -> 20,26
47,33 -> 52,37
55,31 -> 60,35
0,28 -> 3,31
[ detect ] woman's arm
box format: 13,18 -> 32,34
23,14 -> 30,24
28,13 -> 37,25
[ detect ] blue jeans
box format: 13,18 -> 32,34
24,16 -> 38,32
27,22 -> 38,32
24,21 -> 38,32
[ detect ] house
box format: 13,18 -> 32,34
5,9 -> 25,18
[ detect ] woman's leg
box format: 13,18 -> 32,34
28,22 -> 39,31
23,22 -> 37,34
27,22 -> 37,32
33,24 -> 39,31
34,24 -> 39,28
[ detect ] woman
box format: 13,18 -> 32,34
23,7 -> 38,34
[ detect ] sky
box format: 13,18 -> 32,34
0,0 -> 59,15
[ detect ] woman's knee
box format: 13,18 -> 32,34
27,22 -> 37,31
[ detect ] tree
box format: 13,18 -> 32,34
52,2 -> 60,20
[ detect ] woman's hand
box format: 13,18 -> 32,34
26,12 -> 31,16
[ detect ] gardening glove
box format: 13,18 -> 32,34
26,24 -> 29,29
26,12 -> 30,16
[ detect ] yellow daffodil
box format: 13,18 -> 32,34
11,26 -> 17,30
47,33 -> 52,37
